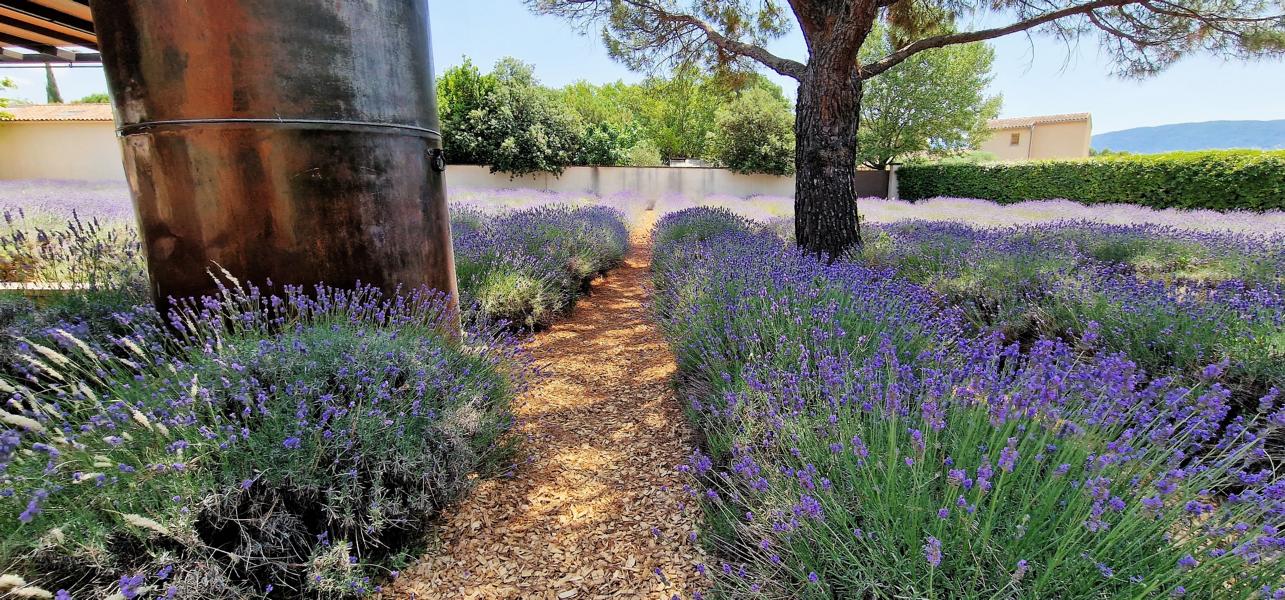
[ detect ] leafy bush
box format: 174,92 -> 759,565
574,122 -> 632,167
438,58 -> 583,176
653,208 -> 1285,599
75,93 -> 111,104
624,139 -> 664,167
898,150 -> 1285,211
705,88 -> 795,176
0,279 -> 524,598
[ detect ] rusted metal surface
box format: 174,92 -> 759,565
88,0 -> 458,315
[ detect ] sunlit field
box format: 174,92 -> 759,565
3,180 -> 1284,597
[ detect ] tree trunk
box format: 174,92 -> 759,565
793,64 -> 863,258
788,0 -> 875,258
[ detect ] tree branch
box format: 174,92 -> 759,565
648,6 -> 807,79
860,0 -> 1142,79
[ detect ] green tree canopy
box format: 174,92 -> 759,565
0,77 -> 15,120
556,80 -> 653,166
635,65 -> 725,160
44,64 -> 62,104
76,92 -> 111,103
438,58 -> 583,176
858,28 -> 1001,170
706,87 -> 796,175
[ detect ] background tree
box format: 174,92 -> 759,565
624,138 -> 664,166
706,87 -> 796,175
44,64 -> 62,104
0,77 -> 15,120
556,80 -> 658,165
636,64 -> 725,160
76,92 -> 111,103
528,0 -> 1285,258
438,58 -> 583,176
858,28 -> 1001,170
438,58 -> 498,166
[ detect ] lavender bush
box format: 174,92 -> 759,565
653,208 -> 1285,599
856,220 -> 1285,405
0,277 -> 526,598
452,204 -> 629,328
1,208 -> 145,292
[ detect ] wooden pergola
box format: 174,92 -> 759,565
0,0 -> 99,64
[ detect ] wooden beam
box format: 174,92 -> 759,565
0,50 -> 99,62
0,0 -> 93,36
0,30 -> 80,60
0,12 -> 95,48
30,0 -> 92,23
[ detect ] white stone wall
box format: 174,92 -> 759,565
447,165 -> 889,199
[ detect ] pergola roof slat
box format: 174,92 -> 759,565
30,0 -> 92,23
0,30 -> 92,62
0,9 -> 96,47
0,0 -> 93,37
0,0 -> 97,63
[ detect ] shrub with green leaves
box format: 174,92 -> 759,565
438,58 -> 583,176
898,150 -> 1285,211
705,87 -> 795,176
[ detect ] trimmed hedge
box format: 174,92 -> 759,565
897,150 -> 1285,211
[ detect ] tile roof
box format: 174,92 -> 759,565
1,103 -> 113,122
987,113 -> 1091,130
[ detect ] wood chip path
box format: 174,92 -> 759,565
385,212 -> 705,599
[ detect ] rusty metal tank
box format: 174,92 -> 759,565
88,0 -> 458,316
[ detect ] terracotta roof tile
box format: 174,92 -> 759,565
987,112 -> 1091,130
1,103 -> 113,122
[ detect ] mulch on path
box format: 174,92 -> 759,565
386,212 -> 706,599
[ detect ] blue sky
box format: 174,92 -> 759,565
3,0 -> 1282,134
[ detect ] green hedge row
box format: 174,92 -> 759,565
897,150 -> 1285,211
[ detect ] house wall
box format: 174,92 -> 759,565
979,121 -> 1092,162
979,127 -> 1032,161
1029,120 -> 1092,160
0,121 -> 126,181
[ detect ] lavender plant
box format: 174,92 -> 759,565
653,208 -> 1285,599
453,204 -> 628,328
855,220 -> 1285,404
0,276 -> 526,598
1,208 -> 145,292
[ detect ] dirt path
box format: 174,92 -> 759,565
388,212 -> 705,599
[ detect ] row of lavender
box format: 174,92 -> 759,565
652,208 -> 1285,599
1,196 -> 629,344
855,221 -> 1284,406
0,196 -> 627,597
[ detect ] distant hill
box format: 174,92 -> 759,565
1092,120 -> 1285,154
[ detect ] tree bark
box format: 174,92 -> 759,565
793,61 -> 864,259
789,0 -> 874,259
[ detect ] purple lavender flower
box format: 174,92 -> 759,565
923,536 -> 942,568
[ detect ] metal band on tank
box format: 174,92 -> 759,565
117,118 -> 443,140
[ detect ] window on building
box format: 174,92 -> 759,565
1010,133 -> 1021,146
